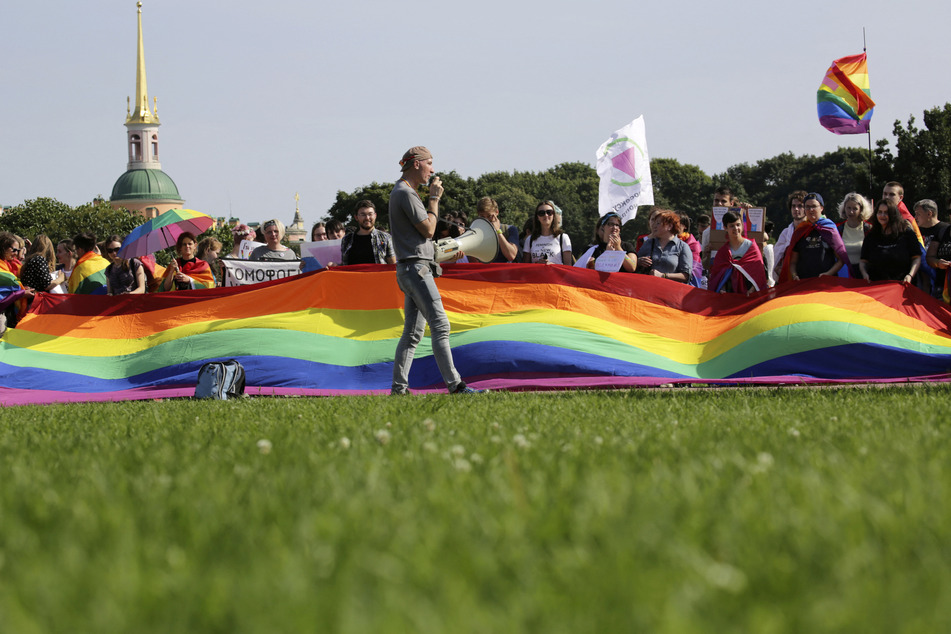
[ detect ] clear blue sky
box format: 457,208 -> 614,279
2,0 -> 949,229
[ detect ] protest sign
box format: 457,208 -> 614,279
221,259 -> 302,287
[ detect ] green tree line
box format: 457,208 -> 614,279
5,103 -> 949,257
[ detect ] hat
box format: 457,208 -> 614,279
598,212 -> 621,228
804,192 -> 824,206
399,146 -> 432,172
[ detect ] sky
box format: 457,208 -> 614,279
2,0 -> 950,230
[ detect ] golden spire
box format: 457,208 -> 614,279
126,2 -> 159,125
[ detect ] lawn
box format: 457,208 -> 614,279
1,386 -> 950,633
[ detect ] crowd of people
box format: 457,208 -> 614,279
2,168 -> 948,342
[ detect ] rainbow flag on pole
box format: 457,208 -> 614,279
817,52 -> 875,134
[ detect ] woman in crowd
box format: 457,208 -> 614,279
836,192 -> 873,278
197,237 -> 223,286
250,219 -> 297,261
677,212 -> 703,285
20,235 -> 66,294
636,209 -> 692,282
586,212 -> 637,272
0,232 -> 32,331
0,232 -> 23,281
228,224 -> 256,259
311,222 -> 328,241
161,232 -> 215,291
325,219 -> 347,241
782,193 -> 851,281
523,200 -> 573,264
709,211 -> 767,294
859,200 -> 921,283
55,239 -> 77,293
103,235 -> 146,295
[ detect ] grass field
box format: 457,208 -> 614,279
2,386 -> 950,633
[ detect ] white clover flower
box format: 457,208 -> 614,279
339,437 -> 351,450
422,418 -> 436,432
450,444 -> 465,457
788,428 -> 801,438
422,441 -> 438,453
453,458 -> 472,472
751,452 -> 774,474
256,439 -> 272,454
469,453 -> 483,464
594,436 -> 604,445
490,435 -> 502,444
490,421 -> 500,430
513,434 -> 530,449
374,430 -> 391,445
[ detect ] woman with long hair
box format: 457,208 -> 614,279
56,239 -> 78,282
311,222 -> 328,241
859,200 -> 921,283
103,235 -> 146,295
161,232 -> 215,291
523,200 -> 573,264
20,234 -> 67,294
197,237 -> 223,286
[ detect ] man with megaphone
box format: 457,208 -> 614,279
388,146 -> 484,396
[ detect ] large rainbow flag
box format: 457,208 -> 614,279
1,264 -> 950,406
817,52 -> 875,134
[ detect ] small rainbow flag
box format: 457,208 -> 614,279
817,52 -> 875,134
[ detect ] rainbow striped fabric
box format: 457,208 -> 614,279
1,264 -> 950,405
818,52 -> 875,134
67,252 -> 110,294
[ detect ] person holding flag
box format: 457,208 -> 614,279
780,194 -> 851,282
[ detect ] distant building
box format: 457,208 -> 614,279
286,193 -> 307,243
110,3 -> 184,219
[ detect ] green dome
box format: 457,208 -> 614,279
110,169 -> 183,202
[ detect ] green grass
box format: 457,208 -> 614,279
2,386 -> 951,633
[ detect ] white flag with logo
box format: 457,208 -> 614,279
596,115 -> 654,224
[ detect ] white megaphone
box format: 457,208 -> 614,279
434,217 -> 500,263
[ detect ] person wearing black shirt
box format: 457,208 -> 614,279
340,200 -> 396,265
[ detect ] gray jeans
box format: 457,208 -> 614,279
392,260 -> 462,393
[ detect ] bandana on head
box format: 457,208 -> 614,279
399,146 -> 433,172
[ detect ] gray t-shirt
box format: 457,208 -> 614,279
389,179 -> 434,261
249,246 -> 299,261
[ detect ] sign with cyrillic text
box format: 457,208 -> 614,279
221,259 -> 302,287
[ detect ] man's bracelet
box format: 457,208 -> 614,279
430,196 -> 440,201
427,210 -> 436,216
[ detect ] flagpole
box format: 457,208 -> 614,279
864,28 -> 873,193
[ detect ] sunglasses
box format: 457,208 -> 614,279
536,209 -> 554,217
106,247 -> 121,254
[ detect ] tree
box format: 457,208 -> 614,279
883,103 -> 951,208
716,148 -> 870,229
0,198 -> 141,244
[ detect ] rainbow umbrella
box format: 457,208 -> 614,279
118,208 -> 214,258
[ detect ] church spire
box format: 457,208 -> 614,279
126,2 -> 159,125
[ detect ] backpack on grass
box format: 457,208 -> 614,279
194,360 -> 246,400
